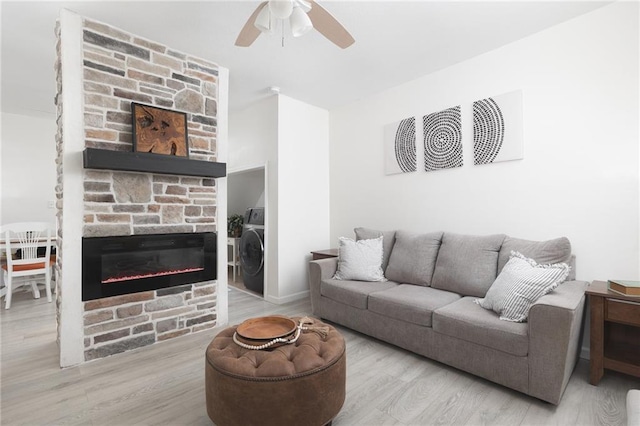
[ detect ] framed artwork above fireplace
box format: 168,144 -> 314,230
132,102 -> 189,157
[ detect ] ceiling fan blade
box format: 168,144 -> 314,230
235,1 -> 268,47
307,0 -> 355,49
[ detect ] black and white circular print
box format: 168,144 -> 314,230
423,106 -> 463,172
394,117 -> 416,173
473,90 -> 523,165
473,97 -> 504,165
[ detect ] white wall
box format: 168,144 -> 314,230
215,66 -> 230,329
1,112 -> 57,225
228,96 -> 278,172
329,2 -> 639,283
228,94 -> 330,303
228,96 -> 279,299
57,8 -> 86,367
227,168 -> 265,217
277,95 -> 330,301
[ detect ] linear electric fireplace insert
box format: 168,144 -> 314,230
82,233 -> 216,301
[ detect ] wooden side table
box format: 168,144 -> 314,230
310,248 -> 338,260
586,280 -> 640,385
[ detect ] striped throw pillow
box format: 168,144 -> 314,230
475,251 -> 570,322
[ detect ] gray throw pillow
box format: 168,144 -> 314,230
476,251 -> 570,322
385,231 -> 443,286
498,236 -> 571,274
431,233 -> 506,297
354,227 -> 396,271
333,236 -> 387,282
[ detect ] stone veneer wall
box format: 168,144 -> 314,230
55,16 -> 221,362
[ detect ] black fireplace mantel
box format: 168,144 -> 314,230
83,148 -> 226,178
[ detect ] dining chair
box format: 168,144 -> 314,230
1,222 -> 55,309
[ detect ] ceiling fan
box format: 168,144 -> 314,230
235,0 -> 355,49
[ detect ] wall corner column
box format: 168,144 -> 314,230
58,8 -> 86,367
216,66 -> 230,327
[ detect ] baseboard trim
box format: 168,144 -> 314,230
265,290 -> 310,305
580,345 -> 590,360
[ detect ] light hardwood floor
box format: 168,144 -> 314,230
1,287 -> 636,425
227,266 -> 261,298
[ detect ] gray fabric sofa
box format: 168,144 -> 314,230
309,229 -> 588,405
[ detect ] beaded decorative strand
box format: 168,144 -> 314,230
233,326 -> 301,350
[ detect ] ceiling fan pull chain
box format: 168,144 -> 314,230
281,21 -> 285,47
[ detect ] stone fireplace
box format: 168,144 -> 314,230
54,9 -> 229,366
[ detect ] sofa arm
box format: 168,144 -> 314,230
308,258 -> 338,317
528,280 -> 588,404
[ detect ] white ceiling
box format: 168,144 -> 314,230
1,1 -> 609,118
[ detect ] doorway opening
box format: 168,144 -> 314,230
227,166 -> 266,299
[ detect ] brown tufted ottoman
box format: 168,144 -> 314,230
205,317 -> 346,426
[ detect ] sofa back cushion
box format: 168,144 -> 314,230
385,231 -> 443,286
354,227 -> 396,271
498,236 -> 572,274
431,233 -> 506,297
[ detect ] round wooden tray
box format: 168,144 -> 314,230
236,316 -> 297,340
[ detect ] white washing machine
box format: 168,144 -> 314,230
240,208 -> 264,294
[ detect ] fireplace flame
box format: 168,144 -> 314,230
102,267 -> 205,284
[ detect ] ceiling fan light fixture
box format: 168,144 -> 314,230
235,0 -> 355,49
254,5 -> 275,34
290,6 -> 313,37
295,0 -> 312,13
269,0 -> 294,20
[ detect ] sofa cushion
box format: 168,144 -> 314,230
432,297 -> 529,357
385,231 -> 443,286
368,284 -> 460,327
476,251 -> 570,322
431,233 -> 506,297
498,236 -> 571,274
333,236 -> 386,282
354,227 -> 396,271
321,278 -> 398,310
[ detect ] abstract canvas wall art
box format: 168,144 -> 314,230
423,106 -> 462,172
384,116 -> 416,175
473,90 -> 523,165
